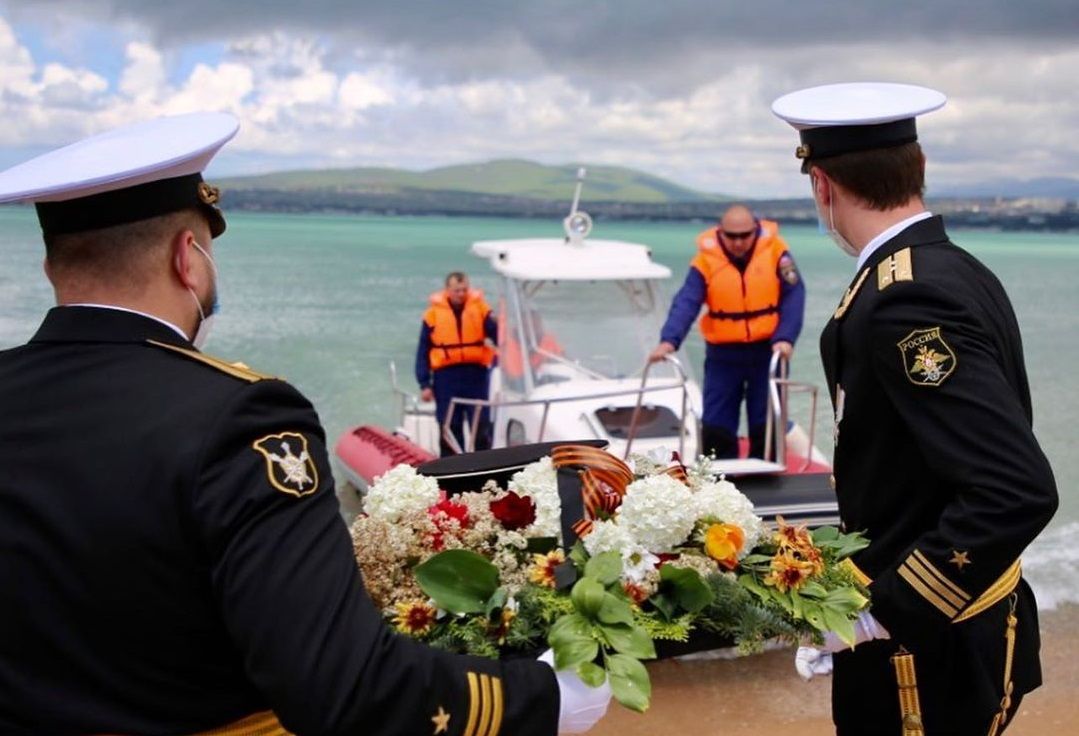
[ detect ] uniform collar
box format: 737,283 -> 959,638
857,214 -> 949,273
30,305 -> 195,347
855,211 -> 933,272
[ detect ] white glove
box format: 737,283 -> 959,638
794,646 -> 833,681
821,611 -> 891,653
538,649 -> 612,734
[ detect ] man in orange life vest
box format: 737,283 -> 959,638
649,204 -> 805,459
416,271 -> 498,455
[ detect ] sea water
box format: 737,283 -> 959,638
1,207 -> 1076,608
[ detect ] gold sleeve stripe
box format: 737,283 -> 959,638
146,340 -> 273,382
486,676 -> 504,736
955,561 -> 1022,623
464,672 -> 481,736
898,565 -> 959,618
476,674 -> 494,736
841,558 -> 872,586
911,550 -> 970,600
193,710 -> 293,735
903,556 -> 968,610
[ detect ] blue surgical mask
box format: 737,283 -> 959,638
813,177 -> 858,258
187,241 -> 219,349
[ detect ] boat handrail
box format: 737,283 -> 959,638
623,354 -> 689,460
763,352 -> 819,472
388,360 -> 424,420
442,366 -> 692,456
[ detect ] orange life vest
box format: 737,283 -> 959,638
424,289 -> 496,370
501,333 -> 564,378
691,220 -> 787,344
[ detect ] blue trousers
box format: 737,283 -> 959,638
433,363 -> 491,456
701,341 -> 772,459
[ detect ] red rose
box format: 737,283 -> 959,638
428,498 -> 470,528
489,492 -> 536,530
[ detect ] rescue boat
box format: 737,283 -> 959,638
335,170 -> 837,526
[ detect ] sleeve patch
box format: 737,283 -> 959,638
252,432 -> 320,497
778,254 -> 800,285
897,327 -> 956,386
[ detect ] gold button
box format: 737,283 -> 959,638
829,474 -> 836,490
902,713 -> 923,730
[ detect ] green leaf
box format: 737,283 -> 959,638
737,573 -> 771,602
414,550 -> 500,614
607,653 -> 652,712
659,565 -> 716,614
802,601 -> 825,630
585,551 -> 623,586
739,553 -> 774,566
549,614 -> 599,670
789,590 -> 804,620
568,541 -> 589,572
571,578 -> 607,619
822,607 -> 856,648
811,526 -> 840,542
799,581 -> 828,599
576,661 -> 607,688
823,587 -> 870,612
649,592 -> 677,622
601,622 -> 656,659
484,587 -> 508,620
596,592 -> 635,627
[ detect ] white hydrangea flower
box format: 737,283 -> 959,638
582,519 -> 633,557
363,464 -> 440,522
693,478 -> 765,554
508,457 -> 562,540
617,474 -> 697,552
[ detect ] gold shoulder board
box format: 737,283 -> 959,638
878,248 -> 914,291
146,340 -> 275,383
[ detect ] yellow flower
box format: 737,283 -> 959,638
393,599 -> 438,636
529,550 -> 566,588
763,552 -> 819,593
703,522 -> 745,570
491,607 -> 517,645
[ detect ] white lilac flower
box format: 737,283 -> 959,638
582,519 -> 633,557
617,474 -> 697,553
363,464 -> 441,522
508,457 -> 562,540
693,478 -> 765,554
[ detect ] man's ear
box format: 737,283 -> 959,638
810,167 -> 834,207
171,229 -> 199,290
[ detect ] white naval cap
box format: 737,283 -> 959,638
771,82 -> 946,172
0,112 -> 239,237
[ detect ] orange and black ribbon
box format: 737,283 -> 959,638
551,445 -> 633,540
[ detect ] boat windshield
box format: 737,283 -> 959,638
500,278 -> 682,391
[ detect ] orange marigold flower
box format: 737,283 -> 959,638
704,522 -> 745,570
393,599 -> 438,636
763,552 -> 820,593
529,550 -> 565,588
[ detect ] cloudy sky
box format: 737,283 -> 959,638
0,1 -> 1076,197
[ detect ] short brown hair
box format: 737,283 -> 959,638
812,141 -> 925,211
44,208 -> 205,289
445,271 -> 468,286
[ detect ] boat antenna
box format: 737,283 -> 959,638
563,166 -> 593,245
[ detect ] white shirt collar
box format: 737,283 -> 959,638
65,303 -> 190,341
855,211 -> 933,272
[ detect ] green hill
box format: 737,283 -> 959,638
218,159 -> 723,204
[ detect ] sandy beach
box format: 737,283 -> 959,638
590,604 -> 1079,736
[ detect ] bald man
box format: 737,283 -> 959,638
649,205 -> 805,459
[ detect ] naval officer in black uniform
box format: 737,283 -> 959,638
772,83 -> 1058,735
0,114 -> 609,735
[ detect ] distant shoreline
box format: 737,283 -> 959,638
221,189 -> 1079,233
4,197 -> 1078,233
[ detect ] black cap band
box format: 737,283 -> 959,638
34,173 -> 226,238
797,118 -> 917,166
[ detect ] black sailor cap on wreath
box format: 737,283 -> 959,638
0,112 -> 239,238
771,82 -> 947,173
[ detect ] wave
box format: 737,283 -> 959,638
1023,522 -> 1079,610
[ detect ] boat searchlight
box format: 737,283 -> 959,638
562,166 -> 592,245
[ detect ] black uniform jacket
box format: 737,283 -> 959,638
820,216 -> 1057,734
0,306 -> 557,736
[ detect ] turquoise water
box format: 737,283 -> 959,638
2,207 -> 1077,605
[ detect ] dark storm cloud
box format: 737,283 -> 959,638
4,0 -> 1078,95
